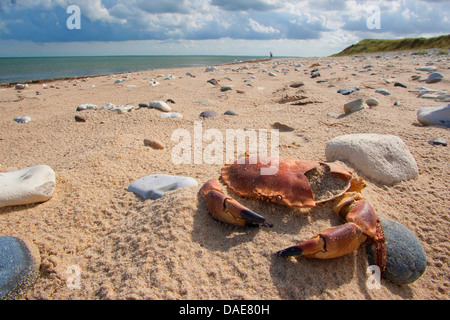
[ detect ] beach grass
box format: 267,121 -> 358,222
332,34 -> 450,57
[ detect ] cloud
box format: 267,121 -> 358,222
135,0 -> 190,14
210,0 -> 280,12
0,0 -> 448,51
341,0 -> 450,36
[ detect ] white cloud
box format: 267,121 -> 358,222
0,0 -> 448,56
248,18 -> 280,34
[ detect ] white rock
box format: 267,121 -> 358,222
205,66 -> 219,72
76,104 -> 98,111
325,134 -> 419,185
158,112 -> 183,118
111,105 -> 133,114
128,174 -> 197,200
13,116 -> 31,124
149,101 -> 171,112
0,165 -> 56,208
101,103 -> 116,110
416,66 -> 436,72
417,104 -> 450,128
14,84 -> 28,90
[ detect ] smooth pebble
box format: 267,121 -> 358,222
366,217 -> 427,285
128,174 -> 198,200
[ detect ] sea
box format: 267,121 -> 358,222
0,55 -> 269,84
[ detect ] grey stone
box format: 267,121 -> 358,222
344,98 -> 365,114
200,110 -> 218,118
417,104 -> 450,128
128,174 -> 198,200
224,110 -> 238,116
0,236 -> 40,300
366,217 -> 427,285
426,72 -> 444,84
375,89 -> 391,96
220,85 -> 233,92
428,137 -> 448,146
337,87 -> 358,95
416,66 -> 436,72
394,82 -> 407,88
365,98 -> 379,107
289,81 -> 305,88
76,104 -> 98,111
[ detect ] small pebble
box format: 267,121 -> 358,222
158,112 -> 182,119
426,72 -> 444,84
289,81 -> 305,88
74,115 -> 86,122
220,85 -> 233,92
76,104 -> 98,111
149,101 -> 171,112
224,110 -> 238,116
344,98 -> 365,114
394,82 -> 407,88
13,116 -> 31,123
428,137 -> 447,146
200,110 -> 217,118
375,89 -> 390,96
337,87 -> 359,95
144,139 -> 165,150
366,98 -> 379,107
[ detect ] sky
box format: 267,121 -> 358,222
0,0 -> 448,57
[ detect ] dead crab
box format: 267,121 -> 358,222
200,155 -> 386,275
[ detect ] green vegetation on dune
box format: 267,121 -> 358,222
331,34 -> 450,57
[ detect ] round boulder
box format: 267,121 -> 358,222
366,217 -> 427,285
0,236 -> 41,300
325,134 -> 418,185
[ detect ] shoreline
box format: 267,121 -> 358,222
0,56 -> 275,87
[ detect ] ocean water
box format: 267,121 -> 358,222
0,55 -> 268,84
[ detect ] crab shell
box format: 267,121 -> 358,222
221,155 -> 354,208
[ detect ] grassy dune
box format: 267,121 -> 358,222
332,34 -> 450,56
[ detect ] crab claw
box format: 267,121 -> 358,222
277,191 -> 386,276
276,222 -> 367,258
200,179 -> 267,227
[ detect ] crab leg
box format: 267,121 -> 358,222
200,179 -> 267,227
277,192 -> 386,275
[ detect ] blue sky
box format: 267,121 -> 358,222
0,0 -> 448,57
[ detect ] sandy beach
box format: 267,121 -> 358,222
0,52 -> 449,300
